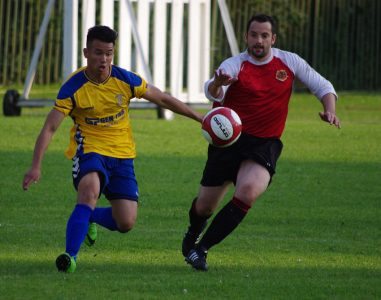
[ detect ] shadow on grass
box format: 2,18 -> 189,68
1,150 -> 380,298
0,257 -> 380,299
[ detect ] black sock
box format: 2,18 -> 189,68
188,198 -> 210,234
197,197 -> 250,251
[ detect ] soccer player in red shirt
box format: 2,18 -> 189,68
183,14 -> 341,271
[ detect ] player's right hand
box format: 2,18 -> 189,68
318,111 -> 341,129
214,69 -> 238,86
22,168 -> 41,191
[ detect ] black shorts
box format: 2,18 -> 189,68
201,133 -> 283,186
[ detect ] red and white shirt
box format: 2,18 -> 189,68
205,48 -> 337,138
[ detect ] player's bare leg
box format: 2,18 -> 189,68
110,199 -> 138,232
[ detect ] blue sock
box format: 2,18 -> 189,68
65,204 -> 93,258
90,207 -> 118,231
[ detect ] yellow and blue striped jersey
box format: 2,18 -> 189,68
54,65 -> 147,159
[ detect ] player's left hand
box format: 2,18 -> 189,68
319,111 -> 341,129
22,168 -> 41,191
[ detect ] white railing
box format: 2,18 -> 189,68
63,0 -> 211,104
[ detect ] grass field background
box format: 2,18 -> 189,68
0,88 -> 380,299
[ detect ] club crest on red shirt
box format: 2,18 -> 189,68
276,70 -> 288,82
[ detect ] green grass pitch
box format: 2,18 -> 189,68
0,88 -> 380,299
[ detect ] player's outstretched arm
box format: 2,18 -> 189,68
23,109 -> 65,190
208,69 -> 238,99
319,93 -> 341,129
142,84 -> 203,123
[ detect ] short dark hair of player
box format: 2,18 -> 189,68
246,14 -> 277,34
86,25 -> 118,47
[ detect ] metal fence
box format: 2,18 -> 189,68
0,0 -> 63,85
1,0 -> 380,90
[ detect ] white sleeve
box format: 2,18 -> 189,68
279,50 -> 338,101
204,55 -> 242,102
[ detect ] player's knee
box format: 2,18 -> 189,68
77,191 -> 98,207
117,219 -> 135,233
235,184 -> 264,204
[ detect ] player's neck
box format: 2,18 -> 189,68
85,67 -> 111,84
248,48 -> 273,64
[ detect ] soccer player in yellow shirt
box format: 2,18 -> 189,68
22,25 -> 203,273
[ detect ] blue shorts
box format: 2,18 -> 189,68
72,152 -> 139,201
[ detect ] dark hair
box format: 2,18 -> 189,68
86,25 -> 118,47
246,14 -> 277,34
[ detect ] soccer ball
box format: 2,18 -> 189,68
202,107 -> 242,147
